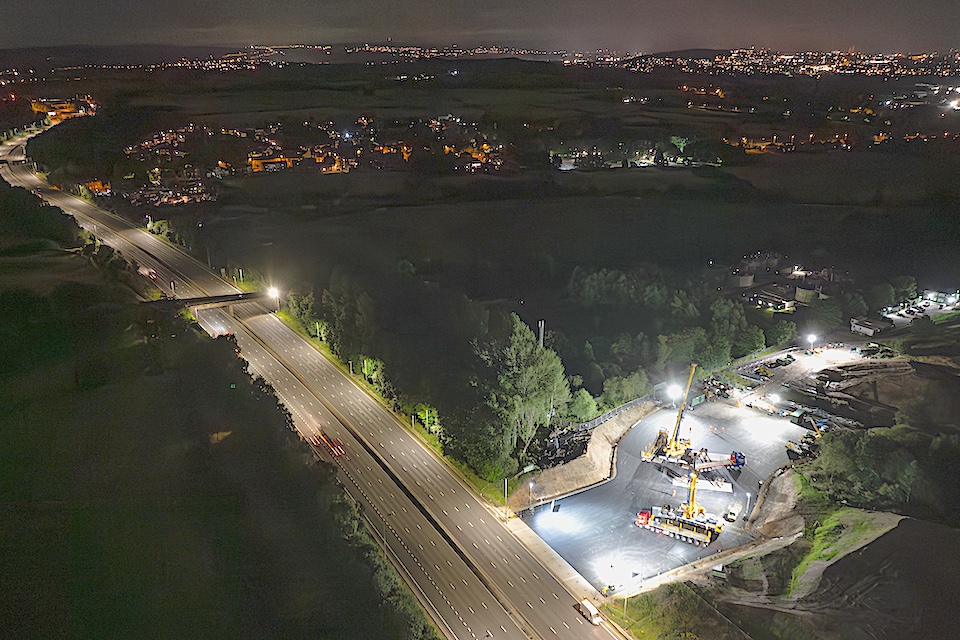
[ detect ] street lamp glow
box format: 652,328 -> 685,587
667,385 -> 682,400
268,287 -> 279,298
807,334 -> 817,348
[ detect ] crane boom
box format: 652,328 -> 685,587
641,363 -> 701,463
683,470 -> 701,520
807,414 -> 822,438
669,363 -> 697,448
639,362 -> 747,470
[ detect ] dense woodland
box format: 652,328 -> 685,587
281,260 -> 935,479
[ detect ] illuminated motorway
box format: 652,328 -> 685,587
1,131 -> 614,640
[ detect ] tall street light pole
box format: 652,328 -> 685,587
378,510 -> 395,543
504,478 -> 509,519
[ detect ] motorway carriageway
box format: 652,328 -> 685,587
0,133 -> 614,640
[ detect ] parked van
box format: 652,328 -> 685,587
577,599 -> 601,625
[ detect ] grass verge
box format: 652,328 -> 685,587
603,582 -> 748,639
789,472 -> 902,598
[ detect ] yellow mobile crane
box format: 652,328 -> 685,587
787,413 -> 824,460
642,362 -> 747,469
636,469 -> 724,545
802,414 -> 823,441
642,363 -> 697,463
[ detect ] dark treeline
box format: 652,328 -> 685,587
800,402 -> 960,528
0,178 -> 80,247
284,259 -> 797,479
282,245 -> 938,482
0,95 -> 36,136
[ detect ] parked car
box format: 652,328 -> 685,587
724,503 -> 743,522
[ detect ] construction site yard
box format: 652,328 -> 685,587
523,399 -> 804,591
514,348 -> 960,638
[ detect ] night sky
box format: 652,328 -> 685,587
2,1 -> 958,53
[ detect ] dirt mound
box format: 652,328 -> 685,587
705,517 -> 955,640
807,518 -> 960,638
816,358 -> 960,428
841,359 -> 960,428
701,514 -> 960,640
751,469 -> 804,539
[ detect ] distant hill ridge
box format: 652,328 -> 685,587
0,44 -> 733,71
0,45 -> 236,70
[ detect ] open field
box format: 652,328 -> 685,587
729,148 -> 960,205
0,244 -> 100,294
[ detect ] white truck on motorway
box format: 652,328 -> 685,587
576,598 -> 602,625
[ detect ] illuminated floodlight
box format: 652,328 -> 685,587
667,385 -> 682,400
268,287 -> 279,298
807,334 -> 817,347
593,552 -> 634,590
532,509 -> 583,536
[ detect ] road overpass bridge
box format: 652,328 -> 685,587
144,291 -> 266,311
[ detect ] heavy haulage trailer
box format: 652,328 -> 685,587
636,469 -> 723,546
